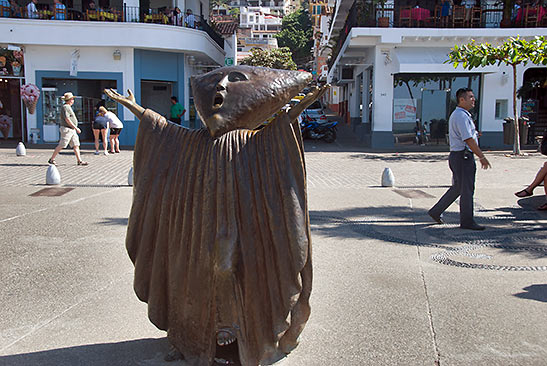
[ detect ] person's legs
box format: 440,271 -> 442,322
50,144 -> 64,161
429,152 -> 462,221
115,134 -> 120,152
528,162 -> 547,191
459,155 -> 477,227
93,129 -> 100,153
74,145 -> 82,162
516,162 -> 547,196
49,127 -> 71,163
109,135 -> 116,153
101,129 -> 108,153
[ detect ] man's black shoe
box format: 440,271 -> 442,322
460,224 -> 485,231
428,211 -> 444,224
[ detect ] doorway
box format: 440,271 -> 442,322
0,78 -> 25,142
420,88 -> 450,145
141,80 -> 173,120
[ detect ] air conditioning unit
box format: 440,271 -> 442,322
339,67 -> 353,82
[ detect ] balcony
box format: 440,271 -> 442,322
327,2 -> 547,70
0,5 -> 224,49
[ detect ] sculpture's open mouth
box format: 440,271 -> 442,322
213,92 -> 224,109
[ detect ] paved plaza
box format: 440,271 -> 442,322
0,133 -> 546,365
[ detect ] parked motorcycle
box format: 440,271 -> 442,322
300,119 -> 338,143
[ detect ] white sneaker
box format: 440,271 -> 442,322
103,151 -> 109,155
94,151 -> 100,155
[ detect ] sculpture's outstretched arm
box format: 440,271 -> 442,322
104,89 -> 145,120
287,84 -> 330,121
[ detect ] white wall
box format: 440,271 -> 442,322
23,45 -> 136,132
372,46 -> 396,132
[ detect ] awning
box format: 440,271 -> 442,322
394,47 -> 499,73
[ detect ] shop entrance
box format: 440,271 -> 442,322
393,73 -> 481,146
420,89 -> 450,145
41,78 -> 118,143
141,80 -> 173,120
0,78 -> 25,142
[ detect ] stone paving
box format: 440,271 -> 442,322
1,134 -> 547,365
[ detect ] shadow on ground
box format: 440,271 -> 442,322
98,217 -> 129,226
0,338 -> 171,366
514,284 -> 547,303
310,205 -> 547,259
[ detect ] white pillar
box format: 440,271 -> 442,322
349,80 -> 360,126
362,69 -> 370,124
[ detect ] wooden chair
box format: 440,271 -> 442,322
398,6 -> 412,27
452,5 -> 466,27
0,4 -> 10,18
423,5 -> 441,27
524,5 -> 539,27
469,6 -> 481,27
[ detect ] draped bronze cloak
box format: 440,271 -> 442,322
126,109 -> 312,365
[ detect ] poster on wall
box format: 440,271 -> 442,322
393,99 -> 417,123
0,48 -> 24,77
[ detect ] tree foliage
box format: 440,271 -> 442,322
275,8 -> 313,66
446,36 -> 547,155
240,47 -> 297,70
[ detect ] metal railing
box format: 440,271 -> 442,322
0,5 -> 224,49
327,2 -> 522,70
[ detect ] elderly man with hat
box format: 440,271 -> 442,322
48,92 -> 88,166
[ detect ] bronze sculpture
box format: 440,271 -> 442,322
105,66 -> 328,365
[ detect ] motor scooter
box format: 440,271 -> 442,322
300,117 -> 338,143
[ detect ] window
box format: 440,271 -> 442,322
495,99 -> 508,119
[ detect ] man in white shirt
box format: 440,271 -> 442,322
428,88 -> 491,230
26,0 -> 38,18
184,8 -> 195,28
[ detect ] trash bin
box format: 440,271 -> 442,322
503,117 -> 529,145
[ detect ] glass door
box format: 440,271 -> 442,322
420,88 -> 450,145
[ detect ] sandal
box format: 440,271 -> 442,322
515,188 -> 533,198
538,203 -> 547,211
48,158 -> 56,165
77,161 -> 89,166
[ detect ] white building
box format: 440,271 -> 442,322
325,0 -> 547,149
0,0 -> 225,146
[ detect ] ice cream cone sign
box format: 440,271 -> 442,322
20,83 -> 40,115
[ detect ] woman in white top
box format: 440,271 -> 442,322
99,106 -> 124,153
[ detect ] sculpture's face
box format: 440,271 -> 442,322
191,66 -> 311,138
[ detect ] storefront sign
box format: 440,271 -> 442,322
393,98 -> 417,123
224,57 -> 234,66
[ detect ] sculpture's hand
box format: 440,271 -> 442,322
104,88 -> 145,120
288,84 -> 330,121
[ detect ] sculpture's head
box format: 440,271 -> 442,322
191,66 -> 311,138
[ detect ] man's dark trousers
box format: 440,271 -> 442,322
429,150 -> 476,227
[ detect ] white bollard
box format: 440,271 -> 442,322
16,142 -> 26,156
128,167 -> 133,186
46,164 -> 61,185
381,167 -> 395,187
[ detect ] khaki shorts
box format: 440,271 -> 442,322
58,126 -> 80,148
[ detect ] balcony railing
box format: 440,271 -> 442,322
0,5 -> 224,49
327,2 -> 545,70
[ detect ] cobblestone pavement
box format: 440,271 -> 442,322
1,140 -> 547,365
0,148 -> 132,187
3,145 -> 544,191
